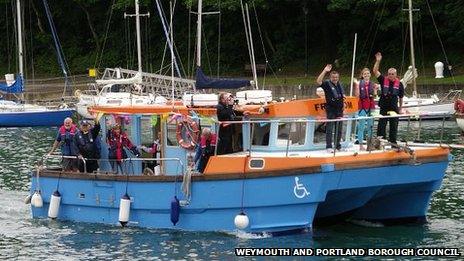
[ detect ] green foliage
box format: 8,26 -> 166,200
0,0 -> 463,79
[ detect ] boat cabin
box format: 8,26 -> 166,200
93,97 -> 359,176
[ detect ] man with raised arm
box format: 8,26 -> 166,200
372,52 -> 404,144
316,64 -> 345,152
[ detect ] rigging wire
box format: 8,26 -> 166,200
187,4 -> 191,77
425,0 -> 457,88
216,0 -> 221,78
95,0 -> 116,71
202,25 -> 213,76
252,1 -> 270,88
6,2 -> 11,72
364,0 -> 388,67
28,0 -> 36,98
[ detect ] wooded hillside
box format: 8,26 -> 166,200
1,0 -> 462,79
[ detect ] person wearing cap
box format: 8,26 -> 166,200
49,117 -> 79,171
107,124 -> 140,173
74,120 -> 101,173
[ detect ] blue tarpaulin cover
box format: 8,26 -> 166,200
195,67 -> 250,89
0,75 -> 23,94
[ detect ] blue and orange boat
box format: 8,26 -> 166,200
28,96 -> 451,234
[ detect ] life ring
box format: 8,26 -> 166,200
176,116 -> 199,150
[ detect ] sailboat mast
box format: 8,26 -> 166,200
135,0 -> 143,73
408,0 -> 417,97
16,0 -> 24,78
196,0 -> 202,67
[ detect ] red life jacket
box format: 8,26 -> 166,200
59,124 -> 77,135
382,77 -> 400,96
358,80 -> 375,110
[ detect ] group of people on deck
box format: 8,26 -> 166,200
50,52 -> 402,174
49,117 -> 142,173
317,52 -> 404,151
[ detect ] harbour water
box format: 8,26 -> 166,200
0,121 -> 463,259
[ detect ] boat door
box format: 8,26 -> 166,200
162,119 -> 187,175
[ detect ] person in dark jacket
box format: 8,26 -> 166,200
107,124 -> 140,173
373,52 -> 404,144
49,117 -> 78,171
74,120 -> 101,173
316,64 -> 345,151
197,128 -> 217,173
216,92 -> 248,155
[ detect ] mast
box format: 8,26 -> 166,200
135,0 -> 142,73
196,0 -> 203,67
125,0 -> 149,74
16,0 -> 24,96
408,0 -> 417,97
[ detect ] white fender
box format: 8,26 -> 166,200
48,191 -> 61,219
31,191 -> 43,208
24,194 -> 32,204
234,212 -> 250,230
119,194 -> 131,226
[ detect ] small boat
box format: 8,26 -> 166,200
28,96 -> 451,234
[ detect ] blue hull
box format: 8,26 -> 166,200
0,109 -> 75,127
30,159 -> 448,233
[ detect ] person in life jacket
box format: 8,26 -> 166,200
139,133 -> 161,175
49,117 -> 79,171
373,52 -> 405,144
106,124 -> 140,173
196,128 -> 217,173
354,68 -> 378,150
74,120 -> 101,173
316,64 -> 345,152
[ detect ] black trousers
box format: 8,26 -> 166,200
78,159 -> 99,173
217,136 -> 232,155
326,110 -> 343,149
377,107 -> 399,143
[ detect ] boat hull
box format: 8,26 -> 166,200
0,109 -> 75,127
30,159 -> 448,233
456,114 -> 464,132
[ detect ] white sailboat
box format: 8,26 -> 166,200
0,0 -> 74,127
399,0 -> 459,119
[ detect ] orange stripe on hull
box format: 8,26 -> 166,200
203,147 -> 449,175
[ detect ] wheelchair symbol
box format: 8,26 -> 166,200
293,177 -> 310,199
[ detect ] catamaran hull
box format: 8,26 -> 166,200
0,109 -> 75,127
30,159 -> 448,233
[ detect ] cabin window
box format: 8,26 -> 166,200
166,122 -> 179,146
141,116 -> 161,146
251,123 -> 270,146
249,158 -> 265,169
277,122 -> 306,146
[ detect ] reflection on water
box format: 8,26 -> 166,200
0,121 -> 463,259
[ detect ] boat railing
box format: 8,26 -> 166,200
41,154 -> 87,173
213,111 -> 452,157
39,153 -> 184,176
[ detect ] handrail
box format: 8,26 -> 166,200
217,111 -> 452,125
42,154 -> 87,172
41,154 -> 185,175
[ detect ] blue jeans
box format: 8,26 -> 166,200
357,109 -> 374,143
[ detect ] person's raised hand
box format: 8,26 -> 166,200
375,52 -> 382,61
324,64 -> 332,72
